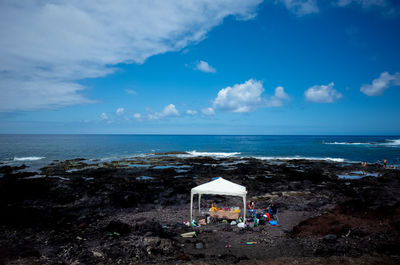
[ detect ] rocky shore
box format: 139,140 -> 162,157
1,153 -> 399,264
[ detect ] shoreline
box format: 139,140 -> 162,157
1,155 -> 399,264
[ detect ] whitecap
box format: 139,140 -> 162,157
324,139 -> 400,147
255,156 -> 345,162
13,156 -> 45,161
178,151 -> 240,158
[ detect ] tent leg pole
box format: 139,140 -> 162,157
243,196 -> 246,222
198,194 -> 201,214
190,193 -> 193,221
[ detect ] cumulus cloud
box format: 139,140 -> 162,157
148,104 -> 180,120
277,0 -> 319,16
212,79 -> 289,112
212,79 -> 264,112
116,107 -> 124,115
202,107 -> 215,116
100,112 -> 108,120
360,72 -> 400,96
195,60 -> 216,73
133,113 -> 142,120
266,86 -> 290,107
186,110 -> 197,115
0,0 -> 262,111
304,82 -> 342,103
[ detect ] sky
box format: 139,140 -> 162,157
0,0 -> 400,135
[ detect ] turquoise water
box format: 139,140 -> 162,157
0,135 -> 399,168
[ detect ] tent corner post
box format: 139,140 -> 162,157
198,194 -> 201,214
243,195 -> 246,222
190,192 -> 193,221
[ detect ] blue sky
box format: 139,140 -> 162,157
0,0 -> 399,134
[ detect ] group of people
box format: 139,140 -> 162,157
248,200 -> 277,220
374,159 -> 398,169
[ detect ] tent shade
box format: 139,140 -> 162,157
190,177 -> 247,221
191,177 -> 247,197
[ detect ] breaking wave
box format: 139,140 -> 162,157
179,151 -> 241,158
13,156 -> 45,161
255,156 -> 345,162
324,139 -> 400,147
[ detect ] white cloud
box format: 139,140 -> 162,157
266,86 -> 290,107
360,72 -> 400,96
186,110 -> 197,115
0,0 -> 262,111
195,60 -> 216,73
278,0 -> 319,16
116,107 -> 124,115
133,113 -> 142,120
148,104 -> 180,120
100,112 -> 108,120
212,79 -> 265,112
304,82 -> 342,103
126,89 -> 137,95
212,79 -> 290,112
202,107 -> 215,116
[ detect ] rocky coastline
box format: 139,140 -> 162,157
1,153 -> 399,264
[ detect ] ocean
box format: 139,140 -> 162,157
1,135 -> 399,170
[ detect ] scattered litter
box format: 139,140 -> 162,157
269,220 -> 278,226
191,220 -> 200,227
237,223 -> 245,228
181,231 -> 197,238
230,221 -> 237,225
107,232 -> 120,237
198,219 -> 206,225
246,242 -> 257,245
225,244 -> 232,248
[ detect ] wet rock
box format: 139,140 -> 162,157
323,234 -> 337,243
195,242 -> 204,249
105,220 -> 132,235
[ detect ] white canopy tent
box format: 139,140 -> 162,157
190,177 -> 247,221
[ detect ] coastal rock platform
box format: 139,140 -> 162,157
1,154 -> 399,264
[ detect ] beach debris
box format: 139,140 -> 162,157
181,231 -> 197,238
269,220 -> 278,226
225,244 -> 232,248
191,220 -> 200,227
246,242 -> 257,245
198,219 -> 206,225
230,220 -> 237,225
237,223 -> 245,228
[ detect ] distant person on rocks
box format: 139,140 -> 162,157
248,200 -> 255,217
383,159 -> 387,168
361,161 -> 367,175
267,203 -> 278,220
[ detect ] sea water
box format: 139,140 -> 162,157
0,135 -> 399,169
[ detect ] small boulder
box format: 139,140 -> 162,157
195,242 -> 204,249
323,234 -> 337,243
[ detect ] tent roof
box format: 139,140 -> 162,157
191,177 -> 247,197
